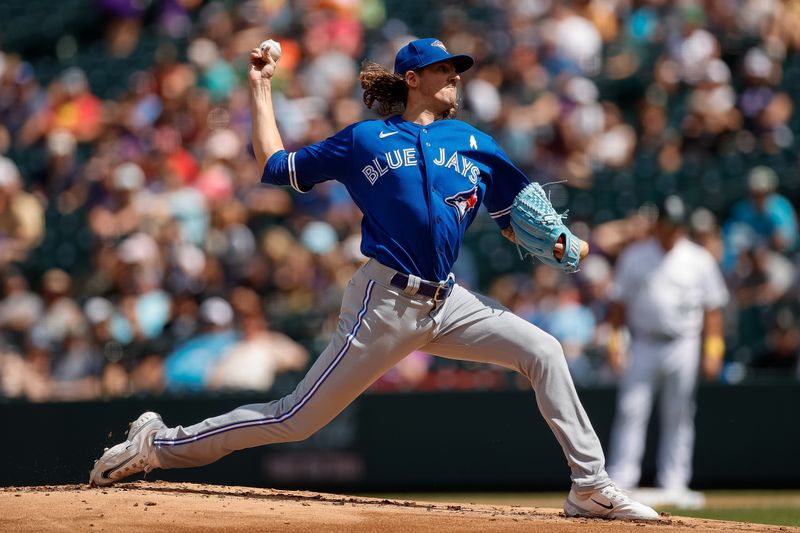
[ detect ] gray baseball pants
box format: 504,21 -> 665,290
152,259 -> 611,491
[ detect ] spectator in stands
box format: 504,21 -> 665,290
206,288 -> 309,392
576,254 -> 613,325
0,270 -> 43,351
684,59 -> 740,138
587,102 -> 636,171
25,67 -> 103,145
163,296 -> 238,392
689,208 -> 724,263
726,244 -> 795,365
541,282 -> 597,386
725,166 -> 798,256
83,295 -> 125,395
89,162 -> 148,242
545,5 -> 603,76
0,343 -> 49,401
96,0 -> 147,58
34,128 -> 80,197
1,56 -> 44,144
0,270 -> 44,400
0,156 -> 44,266
24,269 -> 92,401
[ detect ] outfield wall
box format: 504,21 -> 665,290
1,383 -> 797,490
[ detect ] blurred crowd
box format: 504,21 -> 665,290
0,0 -> 798,401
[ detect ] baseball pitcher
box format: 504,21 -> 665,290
90,37 -> 658,521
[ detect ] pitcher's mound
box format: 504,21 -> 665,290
0,482 -> 794,533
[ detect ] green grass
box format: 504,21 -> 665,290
357,490 -> 800,527
660,506 -> 800,527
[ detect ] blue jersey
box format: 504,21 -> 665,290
262,114 -> 530,281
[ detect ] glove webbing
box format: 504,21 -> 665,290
513,182 -> 571,264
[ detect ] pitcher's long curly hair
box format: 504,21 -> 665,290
360,62 -> 459,119
360,62 -> 408,116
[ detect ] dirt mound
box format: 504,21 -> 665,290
0,482 -> 794,533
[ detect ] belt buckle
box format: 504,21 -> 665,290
433,284 -> 444,301
433,278 -> 453,302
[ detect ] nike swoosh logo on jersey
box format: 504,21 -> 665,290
591,498 -> 614,510
378,131 -> 398,138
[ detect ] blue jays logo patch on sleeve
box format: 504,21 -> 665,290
445,186 -> 479,222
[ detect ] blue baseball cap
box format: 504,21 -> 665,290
393,38 -> 474,76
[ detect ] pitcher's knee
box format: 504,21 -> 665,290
283,421 -> 322,442
518,332 -> 567,378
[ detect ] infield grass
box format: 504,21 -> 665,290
361,490 -> 800,527
661,506 -> 800,526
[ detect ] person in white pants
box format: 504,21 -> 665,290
605,196 -> 729,506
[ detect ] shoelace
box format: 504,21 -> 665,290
601,485 -> 634,504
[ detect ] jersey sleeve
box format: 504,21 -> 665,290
609,248 -> 635,303
700,253 -> 730,309
482,140 -> 530,228
262,124 -> 355,193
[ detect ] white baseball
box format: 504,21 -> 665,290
259,39 -> 282,63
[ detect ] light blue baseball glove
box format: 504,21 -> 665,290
509,182 -> 581,273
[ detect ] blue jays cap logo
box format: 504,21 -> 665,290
445,186 -> 478,222
394,38 -> 474,75
431,40 -> 448,52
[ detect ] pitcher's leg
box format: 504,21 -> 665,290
154,277 -> 429,469
423,285 -> 610,490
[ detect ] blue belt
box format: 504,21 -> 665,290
390,272 -> 454,302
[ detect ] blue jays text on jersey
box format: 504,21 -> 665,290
262,114 -> 530,281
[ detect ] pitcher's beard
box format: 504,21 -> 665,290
439,96 -> 460,120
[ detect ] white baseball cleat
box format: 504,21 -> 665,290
89,411 -> 165,487
564,483 -> 660,520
